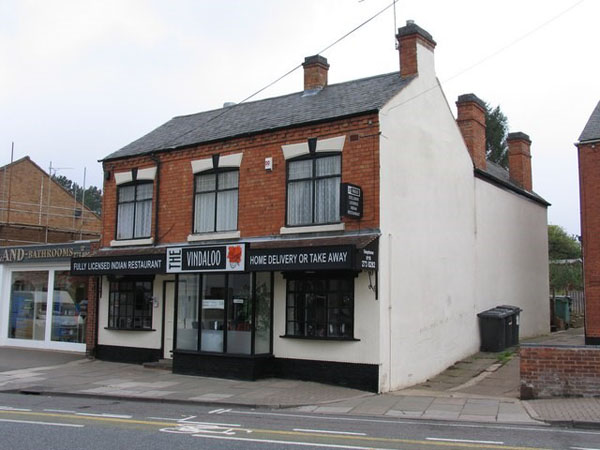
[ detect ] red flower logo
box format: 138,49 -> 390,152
227,245 -> 243,265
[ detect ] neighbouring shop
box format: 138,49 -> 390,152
0,242 -> 92,351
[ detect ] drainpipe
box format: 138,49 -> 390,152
150,154 -> 161,245
388,233 -> 393,392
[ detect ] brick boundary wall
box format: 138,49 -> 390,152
520,344 -> 600,399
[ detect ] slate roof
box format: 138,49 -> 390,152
579,100 -> 600,142
477,161 -> 550,206
103,72 -> 412,161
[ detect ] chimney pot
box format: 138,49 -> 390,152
507,132 -> 533,191
303,55 -> 329,92
456,93 -> 487,170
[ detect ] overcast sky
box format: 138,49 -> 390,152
1,0 -> 597,236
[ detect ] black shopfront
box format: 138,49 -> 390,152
169,237 -> 379,390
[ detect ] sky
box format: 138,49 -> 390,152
1,0 -> 597,236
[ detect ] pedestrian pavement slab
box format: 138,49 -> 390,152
1,343 -> 599,428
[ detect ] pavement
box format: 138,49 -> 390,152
0,328 -> 599,429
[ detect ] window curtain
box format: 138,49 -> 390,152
116,186 -> 135,239
194,171 -> 238,233
194,174 -> 216,233
315,156 -> 340,224
134,184 -> 153,238
287,159 -> 313,225
216,171 -> 238,231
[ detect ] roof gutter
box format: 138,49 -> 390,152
474,168 -> 551,207
575,138 -> 600,146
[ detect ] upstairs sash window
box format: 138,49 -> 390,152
116,182 -> 153,240
194,169 -> 239,233
287,154 -> 341,226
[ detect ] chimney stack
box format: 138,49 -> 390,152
507,132 -> 533,191
303,55 -> 329,92
396,20 -> 436,78
456,94 -> 487,170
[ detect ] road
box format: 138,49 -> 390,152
0,393 -> 599,449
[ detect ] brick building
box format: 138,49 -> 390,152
577,100 -> 600,345
519,103 -> 600,399
0,157 -> 100,352
73,22 -> 550,392
0,156 -> 101,244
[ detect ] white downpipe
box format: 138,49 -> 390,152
388,233 -> 393,391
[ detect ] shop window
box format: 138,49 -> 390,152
52,271 -> 88,343
108,278 -> 153,330
194,169 -> 238,233
8,271 -> 48,340
116,182 -> 153,240
287,154 -> 341,226
285,274 -> 354,339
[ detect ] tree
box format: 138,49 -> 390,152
53,174 -> 102,215
548,225 -> 582,293
548,225 -> 581,260
485,103 -> 509,168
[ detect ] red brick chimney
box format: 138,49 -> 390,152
456,94 -> 487,170
396,20 -> 436,78
303,55 -> 329,91
507,132 -> 533,191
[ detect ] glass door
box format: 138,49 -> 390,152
200,274 -> 226,352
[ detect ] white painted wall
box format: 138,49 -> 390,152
377,39 -> 549,392
97,275 -> 170,349
474,180 -> 549,338
378,40 -> 477,392
272,271 -> 380,364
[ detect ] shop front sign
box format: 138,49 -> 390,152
0,242 -> 91,264
248,245 -> 355,271
166,244 -> 246,273
71,254 -> 166,275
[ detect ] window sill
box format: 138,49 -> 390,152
187,230 -> 241,242
279,334 -> 359,342
110,237 -> 154,247
104,327 -> 156,332
280,223 -> 345,235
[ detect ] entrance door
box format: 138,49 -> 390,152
163,281 -> 175,359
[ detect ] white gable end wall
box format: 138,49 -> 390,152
474,180 -> 549,339
378,41 -> 478,392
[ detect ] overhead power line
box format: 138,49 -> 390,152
169,1 -> 397,145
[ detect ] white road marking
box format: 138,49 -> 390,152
75,413 -> 132,419
209,408 -> 232,414
293,428 -> 367,436
571,447 -> 600,450
193,434 -> 382,449
146,415 -> 240,428
427,437 -> 504,445
230,410 -> 600,435
0,418 -> 84,428
0,406 -> 31,411
43,409 -> 76,413
147,416 -> 182,421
